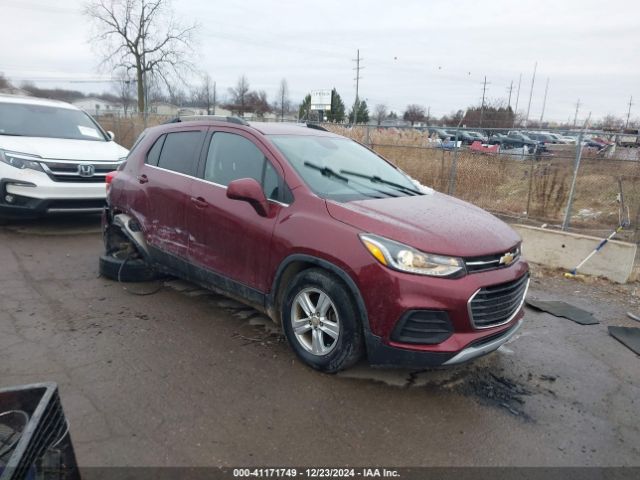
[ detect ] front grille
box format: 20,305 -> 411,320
47,199 -> 105,211
41,160 -> 122,183
465,245 -> 520,273
469,274 -> 529,329
391,310 -> 453,344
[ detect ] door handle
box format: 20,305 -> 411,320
137,174 -> 149,184
190,196 -> 208,208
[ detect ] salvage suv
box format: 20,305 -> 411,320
0,94 -> 128,223
102,117 -> 529,372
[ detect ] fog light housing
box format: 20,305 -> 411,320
5,194 -> 15,204
391,310 -> 453,344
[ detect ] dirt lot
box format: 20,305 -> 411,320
0,217 -> 639,467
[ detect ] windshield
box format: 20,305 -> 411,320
0,102 -> 107,141
270,135 -> 423,202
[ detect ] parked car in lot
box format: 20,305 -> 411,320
102,118 -> 529,372
0,94 -> 129,224
467,131 -> 488,143
489,133 -> 537,150
545,132 -> 574,144
527,132 -> 558,144
446,130 -> 477,144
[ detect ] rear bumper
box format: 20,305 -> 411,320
365,316 -> 524,368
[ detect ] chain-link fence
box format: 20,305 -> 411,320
322,124 -> 640,242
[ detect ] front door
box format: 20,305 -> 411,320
187,128 -> 290,294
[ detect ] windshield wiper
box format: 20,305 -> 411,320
339,170 -> 423,196
304,162 -> 350,182
0,133 -> 25,136
303,162 -> 397,199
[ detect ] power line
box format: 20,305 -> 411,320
523,61 -> 537,128
352,49 -> 363,125
479,76 -> 490,128
625,95 -> 633,129
539,78 -> 550,124
512,73 -> 522,127
507,80 -> 514,109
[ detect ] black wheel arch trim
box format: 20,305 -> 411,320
268,253 -> 371,335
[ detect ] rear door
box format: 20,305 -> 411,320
186,128 -> 292,293
139,128 -> 206,265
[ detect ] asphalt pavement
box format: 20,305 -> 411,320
0,217 -> 638,467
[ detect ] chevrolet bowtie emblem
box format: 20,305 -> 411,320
499,252 -> 515,266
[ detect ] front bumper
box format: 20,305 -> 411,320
0,174 -> 106,218
365,317 -> 524,368
356,255 -> 529,367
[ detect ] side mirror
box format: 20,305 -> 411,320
226,178 -> 269,217
107,131 -> 115,141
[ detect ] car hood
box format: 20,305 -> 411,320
0,136 -> 129,161
326,193 -> 520,258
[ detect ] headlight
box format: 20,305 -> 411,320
0,150 -> 43,172
360,233 -> 465,277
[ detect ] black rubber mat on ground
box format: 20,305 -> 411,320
525,299 -> 599,325
609,326 -> 640,355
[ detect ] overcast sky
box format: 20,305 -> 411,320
2,0 -> 639,122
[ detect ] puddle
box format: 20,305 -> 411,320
338,356 -> 536,420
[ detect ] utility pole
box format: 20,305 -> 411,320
524,61 -> 537,128
573,99 -> 581,128
426,106 -> 431,125
507,80 -> 514,109
212,81 -> 217,115
512,73 -> 522,127
352,49 -> 363,125
539,78 -> 550,125
479,76 -> 490,128
625,95 -> 633,129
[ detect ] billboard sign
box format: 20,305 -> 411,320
310,89 -> 332,111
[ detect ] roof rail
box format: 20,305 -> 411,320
306,123 -> 329,132
164,115 -> 250,126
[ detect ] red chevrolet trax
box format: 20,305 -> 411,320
102,118 -> 529,372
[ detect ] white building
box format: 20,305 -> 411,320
72,97 -> 124,116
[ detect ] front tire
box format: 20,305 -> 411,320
282,268 -> 363,373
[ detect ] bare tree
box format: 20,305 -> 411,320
373,104 -> 388,126
275,78 -> 290,121
225,75 -> 251,115
112,68 -> 136,115
84,0 -> 198,114
193,73 -> 215,114
403,104 -> 425,126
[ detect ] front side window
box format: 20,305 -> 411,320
0,102 -> 108,141
204,132 -> 288,202
156,131 -> 203,176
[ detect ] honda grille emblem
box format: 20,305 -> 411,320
78,164 -> 95,177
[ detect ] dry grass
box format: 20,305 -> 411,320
323,124 -> 640,234
98,114 -> 171,149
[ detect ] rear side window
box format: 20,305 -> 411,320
156,131 -> 204,176
146,134 -> 165,166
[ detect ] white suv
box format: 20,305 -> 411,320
0,94 -> 129,223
